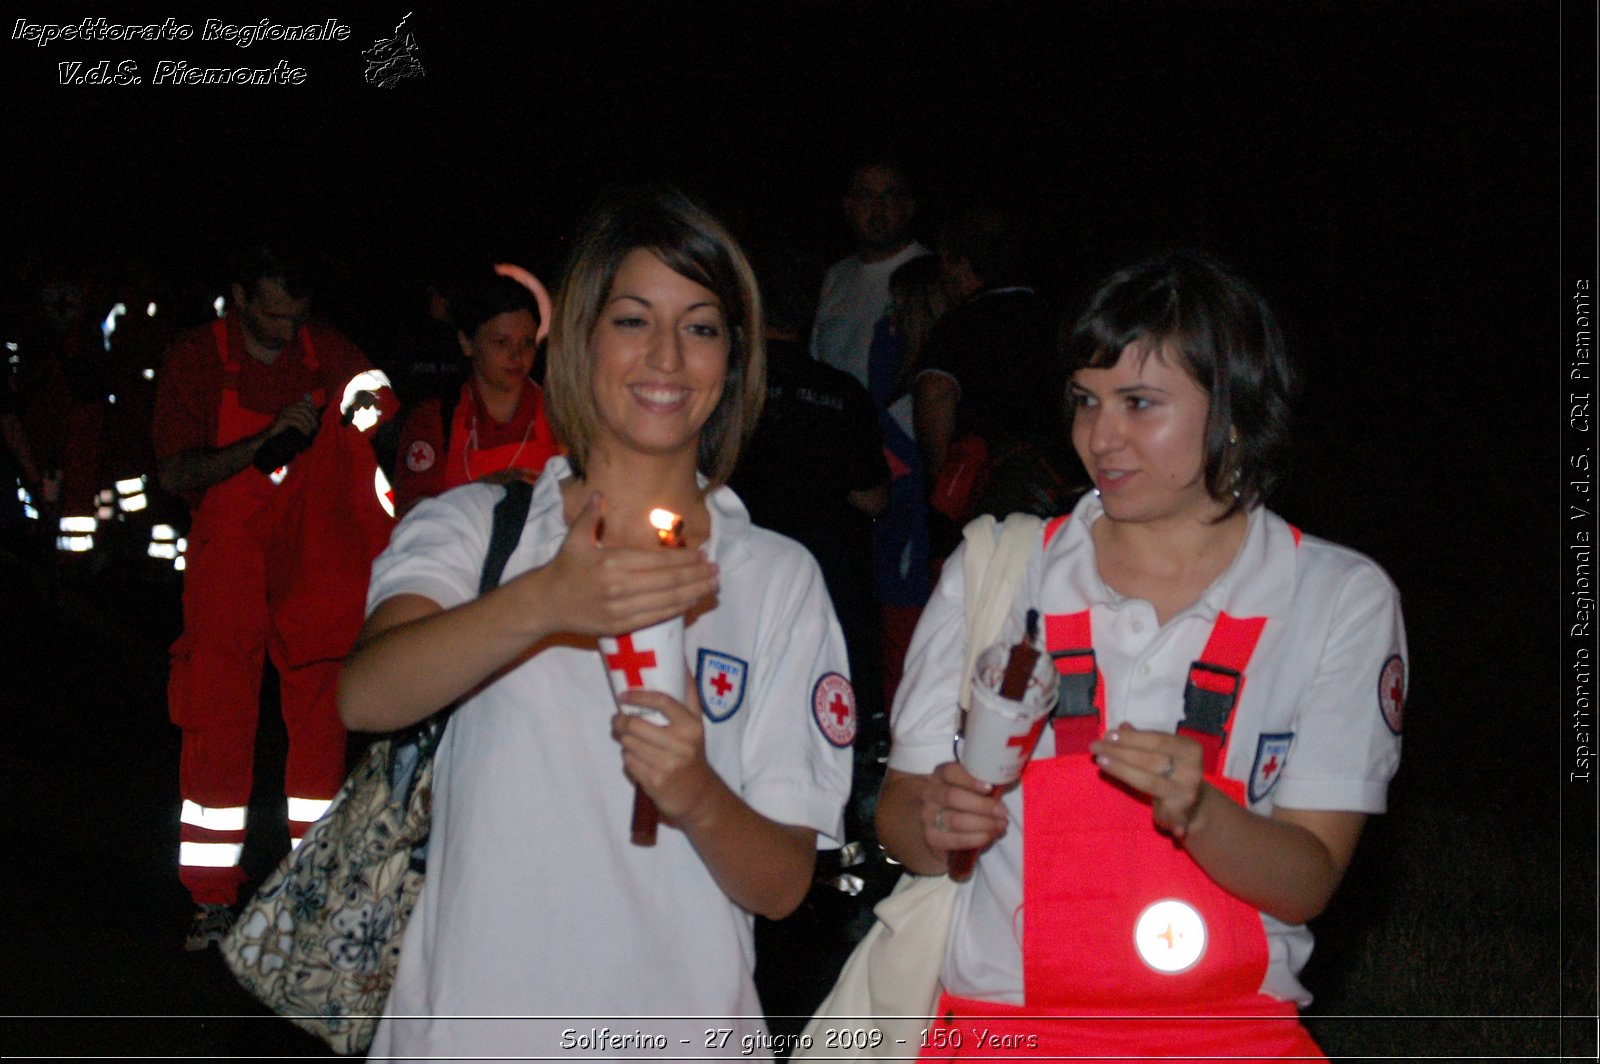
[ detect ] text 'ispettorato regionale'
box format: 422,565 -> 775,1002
14,18 -> 353,86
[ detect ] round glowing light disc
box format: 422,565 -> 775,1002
1133,898 -> 1207,974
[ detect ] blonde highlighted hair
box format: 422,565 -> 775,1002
545,185 -> 765,489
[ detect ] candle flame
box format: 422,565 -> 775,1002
649,508 -> 685,547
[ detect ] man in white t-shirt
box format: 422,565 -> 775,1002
811,160 -> 929,388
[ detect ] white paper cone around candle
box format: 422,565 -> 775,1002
958,641 -> 1059,787
599,617 -> 685,724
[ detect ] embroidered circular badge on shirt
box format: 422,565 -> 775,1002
404,439 -> 436,473
812,672 -> 856,747
1378,654 -> 1405,735
1133,899 -> 1207,974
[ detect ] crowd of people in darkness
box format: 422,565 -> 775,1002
2,159 -> 1404,1062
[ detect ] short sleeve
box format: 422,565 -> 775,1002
391,400 -> 446,516
737,547 -> 855,846
151,332 -> 216,463
366,486 -> 499,617
1271,561 -> 1407,813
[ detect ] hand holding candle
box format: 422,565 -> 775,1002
949,610 -> 1057,880
599,508 -> 687,847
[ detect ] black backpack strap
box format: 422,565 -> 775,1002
479,479 -> 535,594
391,477 -> 537,831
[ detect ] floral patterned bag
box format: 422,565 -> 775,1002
220,480 -> 534,1054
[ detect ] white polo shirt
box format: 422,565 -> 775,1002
889,492 -> 1406,1006
811,242 -> 929,387
366,458 -> 854,1060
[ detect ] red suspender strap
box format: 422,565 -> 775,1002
1179,613 -> 1267,780
212,321 -> 324,397
1045,610 -> 1102,753
297,329 -> 327,408
298,328 -> 320,373
1042,514 -> 1072,549
212,319 -> 239,383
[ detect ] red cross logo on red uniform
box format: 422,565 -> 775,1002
606,635 -> 657,688
405,439 -> 435,472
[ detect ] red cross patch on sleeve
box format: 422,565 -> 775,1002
1248,732 -> 1294,803
404,439 -> 436,473
812,672 -> 856,747
1378,654 -> 1405,735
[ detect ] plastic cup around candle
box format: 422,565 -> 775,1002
958,642 -> 1059,788
947,641 -> 1058,880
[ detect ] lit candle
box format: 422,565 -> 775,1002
628,508 -> 684,847
650,508 -> 685,548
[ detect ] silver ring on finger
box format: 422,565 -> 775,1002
1161,755 -> 1176,780
934,809 -> 948,833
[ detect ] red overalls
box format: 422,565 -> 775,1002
440,379 -> 559,491
923,519 -> 1324,1063
169,320 -> 340,906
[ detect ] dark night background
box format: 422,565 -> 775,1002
3,1 -> 1595,1059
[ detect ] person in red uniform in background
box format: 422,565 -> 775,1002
390,269 -> 560,516
153,245 -> 373,950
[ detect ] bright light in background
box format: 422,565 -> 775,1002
213,296 -> 226,318
101,303 -> 127,351
374,467 -> 395,518
341,370 -> 392,433
146,302 -> 157,317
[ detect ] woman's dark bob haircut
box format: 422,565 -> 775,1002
546,185 -> 764,489
451,272 -> 542,340
1060,249 -> 1293,517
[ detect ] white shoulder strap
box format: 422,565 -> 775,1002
957,513 -> 1043,710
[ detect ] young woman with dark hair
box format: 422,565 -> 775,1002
388,271 -> 560,515
877,250 -> 1406,1060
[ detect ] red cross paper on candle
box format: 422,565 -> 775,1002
605,634 -> 658,689
1006,713 -> 1050,757
606,506 -> 688,851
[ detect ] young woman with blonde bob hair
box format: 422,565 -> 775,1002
341,186 -> 854,1059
